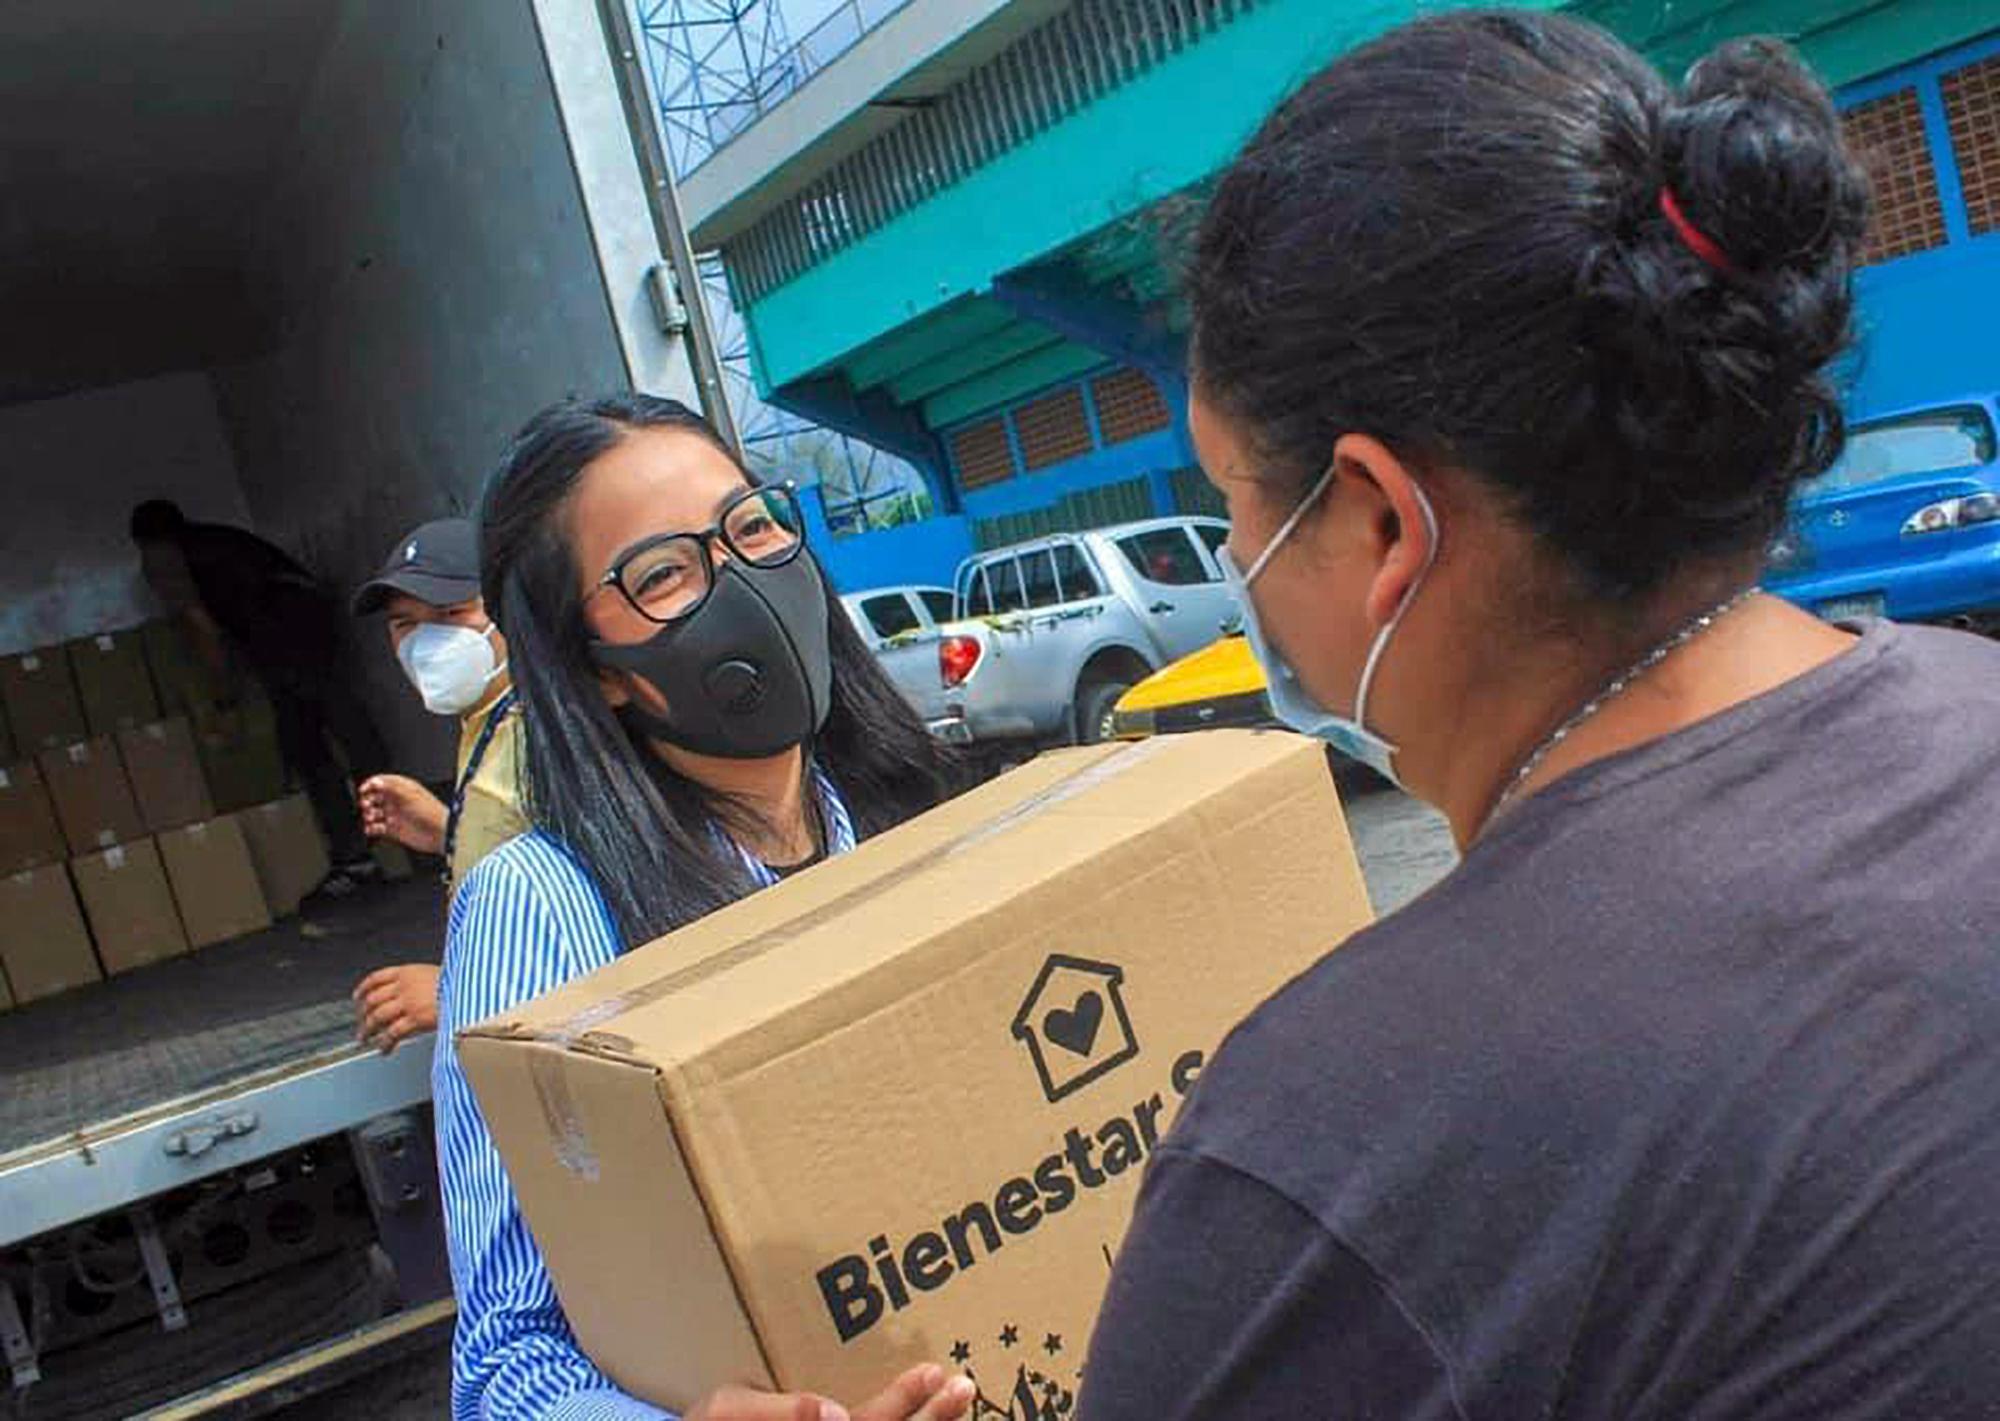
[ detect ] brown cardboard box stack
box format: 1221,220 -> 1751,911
0,619 -> 327,1008
140,618 -> 210,722
68,630 -> 160,737
0,646 -> 87,753
196,696 -> 288,815
0,863 -> 100,1005
460,731 -> 1377,1412
119,717 -> 215,832
236,794 -> 332,918
40,737 -> 147,857
0,760 -> 68,874
72,839 -> 188,975
159,818 -> 273,948
143,618 -> 288,814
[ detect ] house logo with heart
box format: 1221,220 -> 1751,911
1009,954 -> 1139,1105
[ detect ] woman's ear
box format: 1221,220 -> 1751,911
1328,433 -> 1437,627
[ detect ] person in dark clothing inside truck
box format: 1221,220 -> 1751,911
131,498 -> 389,899
1079,13 -> 2000,1420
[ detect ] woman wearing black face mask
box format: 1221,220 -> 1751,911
1080,12 -> 2000,1421
434,394 -> 970,1421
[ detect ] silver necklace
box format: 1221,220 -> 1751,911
1487,586 -> 1761,824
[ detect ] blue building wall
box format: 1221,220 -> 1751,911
816,364 -> 1199,593
959,429 -> 1182,520
802,485 -> 974,593
953,370 -> 1193,527
1840,31 -> 2000,419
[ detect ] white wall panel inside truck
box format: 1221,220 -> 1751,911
0,0 -> 705,772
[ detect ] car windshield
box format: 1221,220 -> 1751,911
1805,406 -> 1995,495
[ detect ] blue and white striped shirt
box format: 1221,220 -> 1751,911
434,785 -> 857,1420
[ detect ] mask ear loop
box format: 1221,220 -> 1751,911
481,621 -> 510,687
1243,464 -> 1338,587
1351,481 -> 1441,728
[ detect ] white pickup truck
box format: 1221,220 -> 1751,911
847,517 -> 1240,748
839,585 -> 962,732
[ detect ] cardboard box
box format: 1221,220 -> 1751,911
0,646 -> 87,753
72,838 -> 188,975
0,760 -> 69,873
160,817 -> 273,949
67,629 -> 161,737
234,795 -> 330,918
39,737 -> 145,857
118,717 -> 215,833
141,618 -> 218,718
197,694 -> 287,815
458,731 -> 1374,1411
0,863 -> 104,1003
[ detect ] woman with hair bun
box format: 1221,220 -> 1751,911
1080,12 -> 2000,1417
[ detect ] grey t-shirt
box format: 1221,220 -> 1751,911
1081,621 -> 2000,1419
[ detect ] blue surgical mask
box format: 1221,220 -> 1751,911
1219,466 -> 1440,789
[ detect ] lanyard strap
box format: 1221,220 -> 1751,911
443,688 -> 518,879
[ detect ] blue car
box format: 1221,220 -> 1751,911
1765,397 -> 2000,632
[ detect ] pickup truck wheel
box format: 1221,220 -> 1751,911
1076,681 -> 1132,745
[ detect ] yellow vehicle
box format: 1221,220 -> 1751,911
1109,634 -> 1273,739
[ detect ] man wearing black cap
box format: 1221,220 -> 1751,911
350,517 -> 526,1052
131,499 -> 389,898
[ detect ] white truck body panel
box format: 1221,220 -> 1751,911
839,585 -> 959,728
0,1 -> 719,1408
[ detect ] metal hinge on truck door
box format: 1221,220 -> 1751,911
646,263 -> 689,335
162,1109 -> 260,1159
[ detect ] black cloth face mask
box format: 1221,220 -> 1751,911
589,552 -> 834,759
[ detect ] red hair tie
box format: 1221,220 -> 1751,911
1659,187 -> 1738,277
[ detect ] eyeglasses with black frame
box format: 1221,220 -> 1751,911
593,482 -> 806,625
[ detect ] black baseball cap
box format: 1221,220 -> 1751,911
352,518 -> 481,616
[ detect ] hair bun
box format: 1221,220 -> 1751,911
1661,38 -> 1869,277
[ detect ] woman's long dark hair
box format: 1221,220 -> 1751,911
478,392 -> 955,948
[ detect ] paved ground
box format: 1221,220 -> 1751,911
278,1344 -> 453,1419
278,782 -> 1459,1418
1341,779 -> 1460,914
